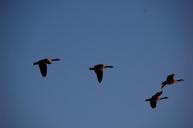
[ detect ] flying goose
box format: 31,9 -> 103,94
89,64 -> 113,83
33,58 -> 60,77
161,74 -> 184,89
145,91 -> 168,108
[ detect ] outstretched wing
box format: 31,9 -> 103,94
95,70 -> 103,83
39,63 -> 47,77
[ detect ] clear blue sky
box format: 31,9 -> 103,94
1,0 -> 193,128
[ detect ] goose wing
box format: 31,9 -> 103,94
153,91 -> 162,98
39,63 -> 47,77
95,69 -> 103,83
167,74 -> 175,82
150,100 -> 157,108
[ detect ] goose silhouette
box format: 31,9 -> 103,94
89,64 -> 113,83
161,74 -> 184,89
145,91 -> 168,108
33,58 -> 60,77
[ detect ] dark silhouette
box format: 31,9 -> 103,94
89,64 -> 113,83
33,58 -> 60,77
161,74 -> 184,89
145,91 -> 168,108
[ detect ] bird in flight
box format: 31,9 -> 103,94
33,58 -> 60,77
89,64 -> 113,83
145,91 -> 168,108
161,74 -> 184,89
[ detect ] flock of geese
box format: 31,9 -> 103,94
145,74 -> 184,108
33,58 -> 184,109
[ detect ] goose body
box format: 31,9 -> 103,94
89,64 -> 113,83
33,58 -> 60,77
145,91 -> 168,108
161,74 -> 184,89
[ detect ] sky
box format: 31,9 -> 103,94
1,0 -> 193,128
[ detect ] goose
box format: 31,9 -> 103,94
33,58 -> 60,77
161,74 -> 184,89
145,91 -> 168,108
89,64 -> 113,83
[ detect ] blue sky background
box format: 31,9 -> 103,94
1,0 -> 193,128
